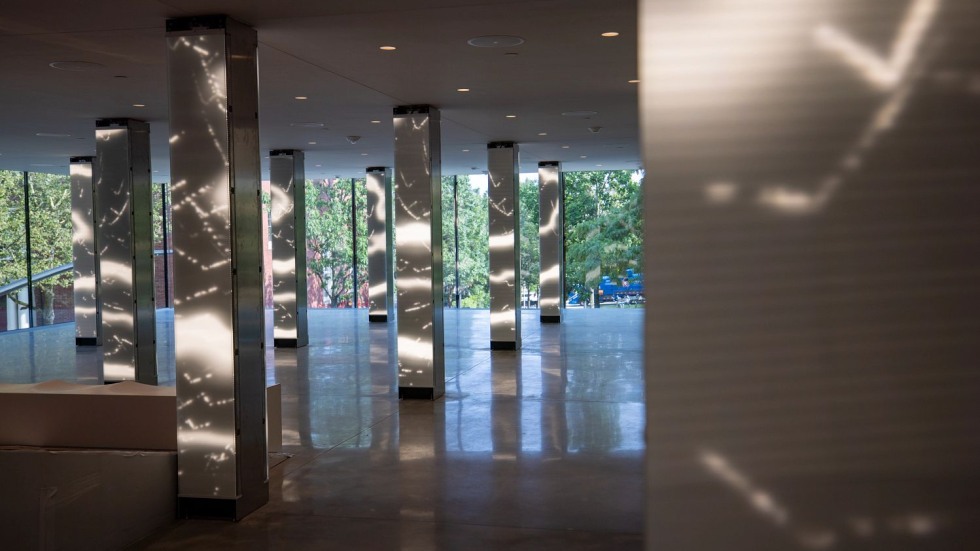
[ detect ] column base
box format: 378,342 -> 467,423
399,387 -> 443,400
178,489 -> 268,521
274,338 -> 307,348
369,314 -> 388,323
540,315 -> 561,323
76,337 -> 99,346
490,341 -> 517,350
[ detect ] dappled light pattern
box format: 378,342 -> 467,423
94,121 -> 156,383
642,0 -> 980,548
70,158 -> 100,344
537,162 -> 563,321
167,20 -> 266,504
487,143 -> 520,348
270,150 -> 308,347
393,106 -> 444,397
366,167 -> 394,321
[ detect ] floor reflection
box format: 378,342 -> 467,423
0,307 -> 645,548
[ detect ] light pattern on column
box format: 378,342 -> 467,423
538,161 -> 564,323
270,149 -> 308,348
488,142 -> 521,349
70,156 -> 101,346
94,119 -> 156,382
366,166 -> 394,323
167,14 -> 267,519
393,105 -> 444,399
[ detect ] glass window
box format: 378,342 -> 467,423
564,170 -> 644,308
152,183 -> 174,309
455,174 -> 489,308
0,170 -> 28,332
27,172 -> 74,326
442,176 -> 457,307
306,178 -> 355,308
353,178 -> 368,308
519,174 -> 540,309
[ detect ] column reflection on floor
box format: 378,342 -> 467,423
0,308 -> 644,546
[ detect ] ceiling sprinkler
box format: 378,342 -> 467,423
588,126 -> 602,134
346,135 -> 361,144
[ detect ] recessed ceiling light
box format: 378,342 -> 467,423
153,170 -> 159,173
628,79 -> 640,84
462,149 -> 470,152
505,114 -> 517,118
36,132 -> 71,138
294,96 -> 308,100
596,164 -> 603,167
562,110 -> 598,118
308,141 -> 317,145
601,32 -> 620,38
379,45 -> 396,51
467,35 -> 524,48
538,132 -> 547,136
580,155 -> 587,159
457,88 -> 470,92
290,122 -> 324,128
361,153 -> 368,156
133,104 -> 145,108
561,145 -> 570,149
370,120 -> 381,124
49,60 -> 104,71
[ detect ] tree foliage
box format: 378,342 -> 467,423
519,176 -> 539,296
564,170 -> 644,293
305,178 -> 367,308
0,170 -> 73,325
440,175 -> 489,308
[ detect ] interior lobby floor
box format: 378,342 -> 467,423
0,307 -> 644,550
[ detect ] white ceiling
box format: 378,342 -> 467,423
0,0 -> 639,180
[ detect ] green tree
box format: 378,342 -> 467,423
564,170 -> 643,295
519,176 -> 539,301
305,178 -> 367,308
442,177 -> 457,306
0,170 -> 73,326
455,175 -> 489,308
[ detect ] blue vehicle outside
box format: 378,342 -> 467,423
567,269 -> 644,307
597,269 -> 644,306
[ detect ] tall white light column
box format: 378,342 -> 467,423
70,156 -> 101,346
538,161 -> 564,323
393,105 -> 444,399
488,142 -> 521,349
94,118 -> 156,383
270,149 -> 308,348
167,14 -> 267,520
366,166 -> 395,323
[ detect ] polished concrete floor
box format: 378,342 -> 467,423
0,308 -> 644,550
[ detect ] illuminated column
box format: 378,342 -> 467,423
366,166 -> 394,323
270,149 -> 308,348
488,142 -> 521,349
538,161 -> 564,323
167,15 -> 267,519
393,105 -> 444,399
70,156 -> 101,346
94,119 -> 156,383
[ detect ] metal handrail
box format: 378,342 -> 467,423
2,252 -> 171,300
0,262 -> 73,298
